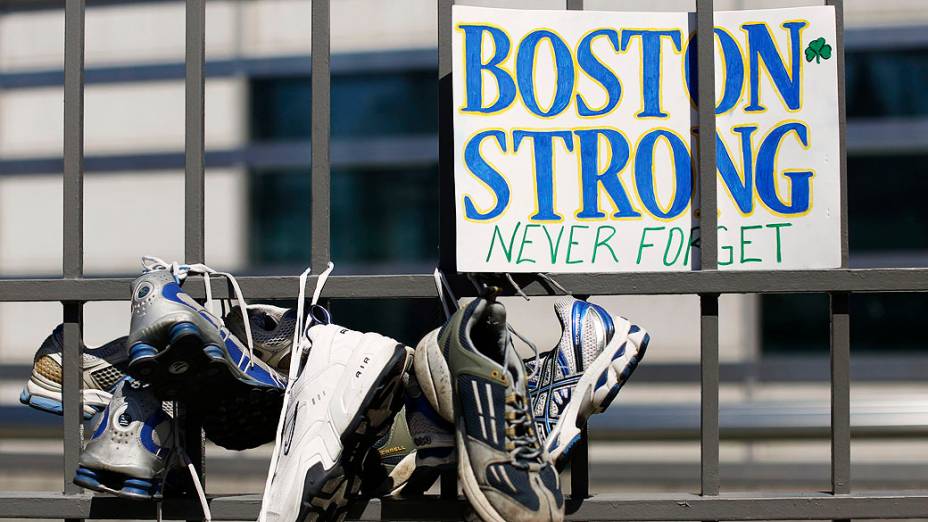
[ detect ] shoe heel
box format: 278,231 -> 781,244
73,466 -> 102,491
120,477 -> 158,500
168,321 -> 201,345
128,342 -> 159,377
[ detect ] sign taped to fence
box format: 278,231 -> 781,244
452,5 -> 840,272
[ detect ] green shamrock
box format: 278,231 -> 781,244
805,37 -> 832,63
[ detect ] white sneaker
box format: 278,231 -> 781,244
259,268 -> 411,522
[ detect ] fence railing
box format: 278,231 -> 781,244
1,0 -> 927,520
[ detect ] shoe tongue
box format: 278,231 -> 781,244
473,300 -> 508,366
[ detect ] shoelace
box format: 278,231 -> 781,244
152,399 -> 212,522
140,256 -> 256,370
504,390 -> 544,470
257,262 -> 334,522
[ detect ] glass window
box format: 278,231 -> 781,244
249,166 -> 438,267
848,154 -> 928,251
846,48 -> 928,118
250,71 -> 438,141
762,293 -> 928,354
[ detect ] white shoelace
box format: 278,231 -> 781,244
141,256 -> 255,370
433,268 -> 459,320
159,400 -> 212,521
257,262 -> 334,522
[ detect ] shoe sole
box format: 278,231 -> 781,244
413,328 -> 455,423
73,465 -> 161,500
127,321 -> 283,450
295,344 -> 411,522
20,379 -> 110,420
547,321 -> 650,470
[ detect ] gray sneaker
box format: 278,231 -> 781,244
20,325 -> 128,419
369,362 -> 456,498
422,297 -> 565,522
126,263 -> 286,450
73,378 -> 173,500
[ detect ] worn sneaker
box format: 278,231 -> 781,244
259,310 -> 411,522
527,297 -> 649,469
421,297 -> 564,522
224,304 -> 297,372
20,325 -> 128,419
125,258 -> 286,449
73,378 -> 173,500
369,359 -> 456,498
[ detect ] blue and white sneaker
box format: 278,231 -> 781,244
20,325 -> 128,419
125,257 -> 286,450
73,378 -> 173,500
526,297 -> 649,470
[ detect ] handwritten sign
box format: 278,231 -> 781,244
452,6 -> 840,272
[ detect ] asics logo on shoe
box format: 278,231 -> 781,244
282,403 -> 299,456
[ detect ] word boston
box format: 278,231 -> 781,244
451,5 -> 841,272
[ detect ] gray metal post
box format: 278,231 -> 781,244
696,0 -> 720,498
312,0 -> 332,271
184,0 -> 207,503
826,0 -> 851,504
62,0 -> 85,514
565,0 -> 590,503
437,0 -> 459,499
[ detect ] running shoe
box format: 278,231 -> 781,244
73,378 -> 173,500
224,304 -> 296,372
368,361 -> 456,498
125,257 -> 286,450
20,324 -> 128,419
420,297 -> 564,522
527,297 -> 649,469
259,307 -> 411,522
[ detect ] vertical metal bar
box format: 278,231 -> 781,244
700,294 -> 720,496
827,0 -> 848,268
827,0 -> 850,506
185,0 -> 206,263
696,0 -> 717,270
311,0 -> 331,270
829,292 -> 851,495
565,0 -> 589,501
437,0 -> 459,498
696,0 -> 720,499
184,0 -> 207,502
437,0 -> 456,275
62,0 -> 85,507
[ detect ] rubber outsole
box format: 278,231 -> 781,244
19,389 -> 103,420
73,466 -> 161,500
126,321 -> 284,450
295,344 -> 411,522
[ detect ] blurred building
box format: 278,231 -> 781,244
0,0 -> 925,494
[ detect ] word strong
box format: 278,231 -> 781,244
452,5 -> 841,272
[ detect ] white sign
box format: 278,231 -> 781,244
452,5 -> 840,272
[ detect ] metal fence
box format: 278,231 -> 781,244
0,0 -> 927,520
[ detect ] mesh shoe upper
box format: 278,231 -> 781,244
526,297 -> 615,438
32,324 -> 129,392
224,304 -> 296,372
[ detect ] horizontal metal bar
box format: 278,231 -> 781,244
1,491 -> 926,520
0,49 -> 435,89
1,268 -> 928,302
0,136 -> 438,175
